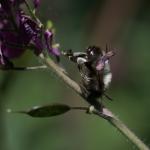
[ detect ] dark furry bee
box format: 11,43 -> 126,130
63,46 -> 114,110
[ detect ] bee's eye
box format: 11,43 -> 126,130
90,51 -> 94,55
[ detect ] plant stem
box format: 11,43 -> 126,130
93,109 -> 149,150
39,54 -> 81,95
110,116 -> 149,150
39,53 -> 150,150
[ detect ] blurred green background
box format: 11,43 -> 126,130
1,0 -> 150,150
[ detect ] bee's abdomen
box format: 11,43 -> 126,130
80,67 -> 103,99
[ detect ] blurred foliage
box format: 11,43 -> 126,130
1,0 -> 150,150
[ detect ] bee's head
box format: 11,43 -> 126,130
86,46 -> 102,62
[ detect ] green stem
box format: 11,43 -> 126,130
110,116 -> 149,150
93,108 -> 149,150
39,53 -> 150,150
24,0 -> 42,27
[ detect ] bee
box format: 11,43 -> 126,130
63,46 -> 114,110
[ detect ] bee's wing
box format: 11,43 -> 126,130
103,61 -> 112,89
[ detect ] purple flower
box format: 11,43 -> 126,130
0,0 -> 60,68
44,29 -> 60,56
19,12 -> 43,54
0,1 -> 25,66
0,8 -> 43,63
0,31 -> 25,58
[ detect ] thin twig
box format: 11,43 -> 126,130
24,0 -> 42,27
1,65 -> 47,71
71,106 -> 88,111
24,0 -> 37,20
39,53 -> 150,150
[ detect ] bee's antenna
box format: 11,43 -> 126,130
106,44 -> 109,53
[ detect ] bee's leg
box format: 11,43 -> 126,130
63,50 -> 87,63
62,49 -> 75,61
77,57 -> 87,75
80,83 -> 103,111
87,104 -> 104,114
103,93 -> 113,101
87,95 -> 103,111
76,57 -> 87,65
80,83 -> 89,98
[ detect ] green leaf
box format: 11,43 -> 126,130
10,104 -> 71,118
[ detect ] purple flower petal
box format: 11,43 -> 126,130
19,13 -> 40,43
44,29 -> 52,46
19,12 -> 43,54
51,47 -> 60,56
32,37 -> 43,55
44,29 -> 60,56
44,30 -> 52,52
0,32 -> 25,58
